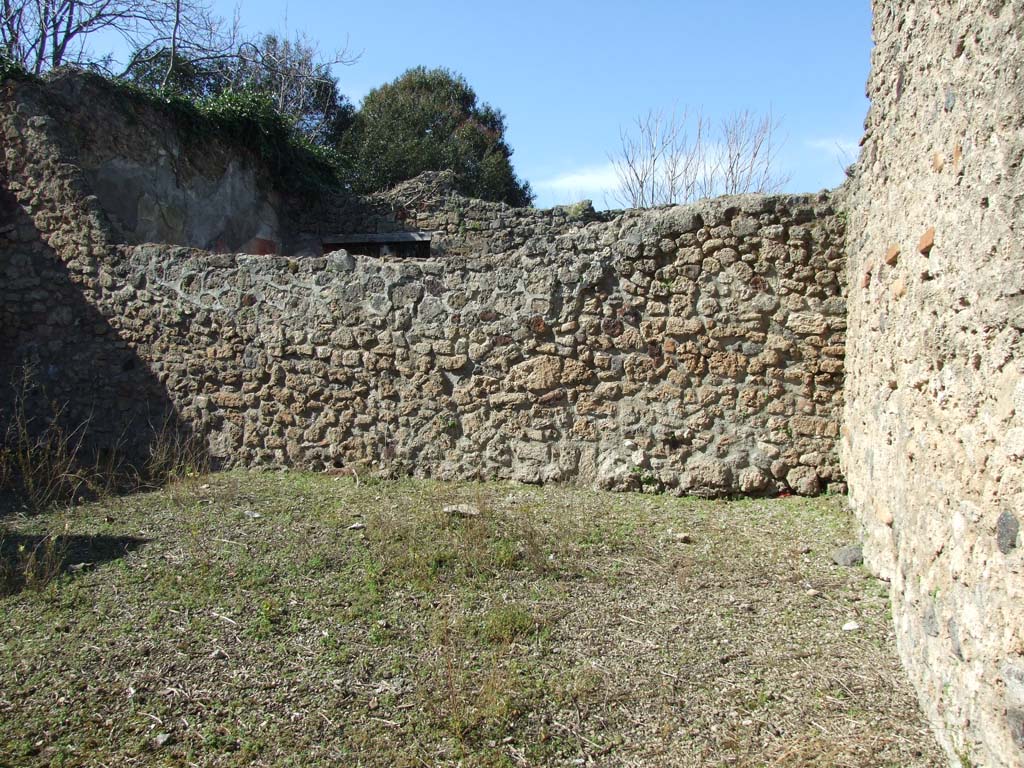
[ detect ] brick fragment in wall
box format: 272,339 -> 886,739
917,227 -> 935,255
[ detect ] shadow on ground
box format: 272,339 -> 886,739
0,532 -> 148,596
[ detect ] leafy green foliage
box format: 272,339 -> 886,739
227,34 -> 356,146
123,85 -> 347,195
197,89 -> 347,190
8,52 -> 532,204
121,46 -> 226,100
119,34 -> 360,196
343,66 -> 533,206
0,50 -> 27,81
125,33 -> 356,147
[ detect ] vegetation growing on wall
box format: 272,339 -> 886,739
0,50 -> 26,80
189,88 -> 346,190
1,0 -> 534,207
125,31 -> 358,147
124,61 -> 535,206
0,58 -> 347,198
108,76 -> 349,196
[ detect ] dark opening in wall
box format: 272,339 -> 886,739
322,231 -> 432,258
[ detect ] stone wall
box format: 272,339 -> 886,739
4,71 -> 285,254
1,72 -> 848,497
119,190 -> 846,494
843,1 -> 1024,765
0,187 -> 184,461
0,76 -> 195,464
5,3 -> 1024,762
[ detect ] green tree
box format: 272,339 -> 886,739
344,66 -> 533,206
126,32 -> 356,146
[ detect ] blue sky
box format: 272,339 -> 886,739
138,1 -> 875,207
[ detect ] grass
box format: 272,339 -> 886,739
0,525 -> 68,595
0,366 -> 210,524
0,472 -> 945,767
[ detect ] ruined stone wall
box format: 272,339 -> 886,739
0,187 -> 182,460
1,72 -> 847,496
843,1 -> 1024,764
3,71 -> 284,254
0,77 -> 191,462
6,3 -> 1024,762
114,192 -> 846,494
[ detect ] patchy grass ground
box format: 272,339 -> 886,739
0,472 -> 943,767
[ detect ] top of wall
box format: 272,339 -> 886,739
1,69 -> 846,260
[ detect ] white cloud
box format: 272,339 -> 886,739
533,162 -> 622,207
536,163 -> 620,193
806,137 -> 861,163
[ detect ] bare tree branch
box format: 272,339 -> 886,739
610,108 -> 694,208
717,109 -> 789,196
0,0 -> 230,76
222,31 -> 358,142
611,106 -> 789,208
159,0 -> 177,89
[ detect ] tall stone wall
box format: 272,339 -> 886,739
3,71 -> 285,254
843,1 -> 1024,765
1,72 -> 848,497
121,192 -> 847,494
0,79 -> 192,464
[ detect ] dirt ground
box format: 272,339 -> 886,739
0,472 -> 945,767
